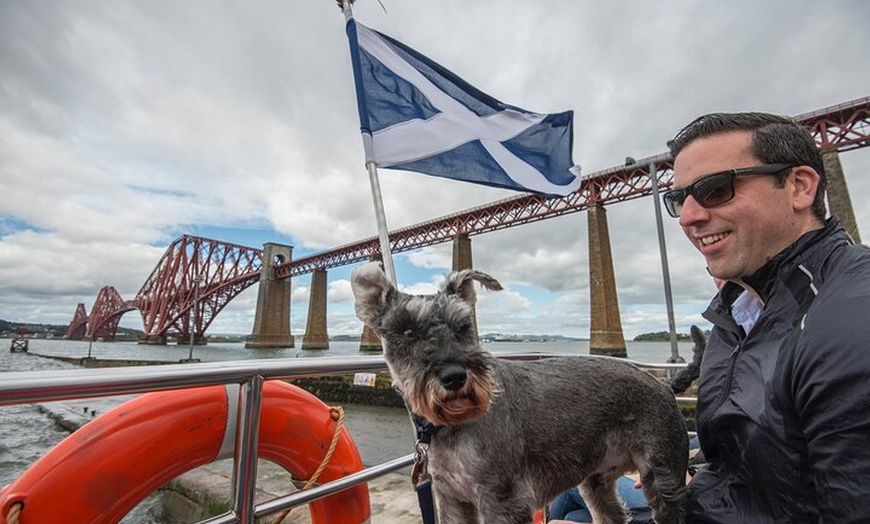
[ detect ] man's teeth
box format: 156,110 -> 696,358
700,233 -> 726,246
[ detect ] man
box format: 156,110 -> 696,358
663,112 -> 870,522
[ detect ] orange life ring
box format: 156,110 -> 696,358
0,381 -> 370,524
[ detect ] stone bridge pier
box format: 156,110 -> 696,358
359,254 -> 385,352
588,203 -> 627,357
302,268 -> 329,350
452,234 -> 480,342
823,149 -> 861,243
246,243 -> 295,349
359,320 -> 382,352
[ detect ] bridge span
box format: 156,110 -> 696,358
68,96 -> 869,353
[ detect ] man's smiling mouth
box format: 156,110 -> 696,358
699,232 -> 728,246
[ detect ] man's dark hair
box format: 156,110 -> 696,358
668,112 -> 827,221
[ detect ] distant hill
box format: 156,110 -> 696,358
480,333 -> 584,342
1,318 -> 68,338
633,331 -> 692,342
1,319 -> 587,344
0,318 -> 144,340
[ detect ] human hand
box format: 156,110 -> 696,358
632,470 -> 694,490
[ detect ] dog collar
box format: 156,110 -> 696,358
412,414 -> 441,443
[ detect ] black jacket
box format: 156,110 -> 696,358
688,218 -> 870,523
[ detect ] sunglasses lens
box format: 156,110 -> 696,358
663,192 -> 683,217
694,174 -> 734,208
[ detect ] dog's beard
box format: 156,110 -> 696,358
408,372 -> 496,426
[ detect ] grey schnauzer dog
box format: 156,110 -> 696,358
351,262 -> 687,524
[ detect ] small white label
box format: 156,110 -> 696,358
353,372 -> 377,387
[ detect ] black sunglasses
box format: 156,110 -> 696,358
662,163 -> 796,218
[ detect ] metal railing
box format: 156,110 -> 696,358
0,352 -> 694,523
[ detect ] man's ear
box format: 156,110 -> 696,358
443,269 -> 503,307
350,262 -> 393,325
790,165 -> 821,213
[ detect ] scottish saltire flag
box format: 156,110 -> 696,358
343,11 -> 581,196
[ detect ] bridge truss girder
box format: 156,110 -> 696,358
135,235 -> 263,339
86,286 -> 137,341
65,303 -> 88,340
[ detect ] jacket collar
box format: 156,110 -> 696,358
741,218 -> 840,303
704,217 -> 848,330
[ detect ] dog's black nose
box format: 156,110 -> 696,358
438,363 -> 467,391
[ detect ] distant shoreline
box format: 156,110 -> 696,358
3,317 -> 690,345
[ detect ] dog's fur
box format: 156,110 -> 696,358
351,263 -> 687,524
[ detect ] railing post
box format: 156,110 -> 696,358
231,374 -> 265,523
648,162 -> 682,364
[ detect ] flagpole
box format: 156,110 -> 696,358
342,13 -> 421,517
342,0 -> 397,286
366,158 -> 397,285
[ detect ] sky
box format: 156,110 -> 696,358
1,1 -> 868,341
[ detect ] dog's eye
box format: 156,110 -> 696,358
403,329 -> 417,340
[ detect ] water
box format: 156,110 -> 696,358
0,337 -> 691,522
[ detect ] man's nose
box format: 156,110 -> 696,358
678,196 -> 709,227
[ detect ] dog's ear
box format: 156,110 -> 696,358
669,324 -> 707,394
351,262 -> 393,325
443,269 -> 502,306
690,324 -> 707,351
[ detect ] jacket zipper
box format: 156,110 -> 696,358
699,341 -> 743,428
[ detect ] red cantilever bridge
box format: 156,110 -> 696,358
67,96 -> 870,343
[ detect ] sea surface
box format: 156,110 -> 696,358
0,337 -> 693,522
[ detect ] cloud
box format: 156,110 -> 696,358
327,279 -> 354,304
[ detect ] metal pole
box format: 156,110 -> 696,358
648,162 -> 683,363
366,160 -> 397,285
187,275 -> 203,361
364,159 -> 418,477
232,374 -> 264,523
345,0 -> 396,286
0,353 -> 682,406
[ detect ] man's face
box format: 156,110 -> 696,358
673,131 -> 799,281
